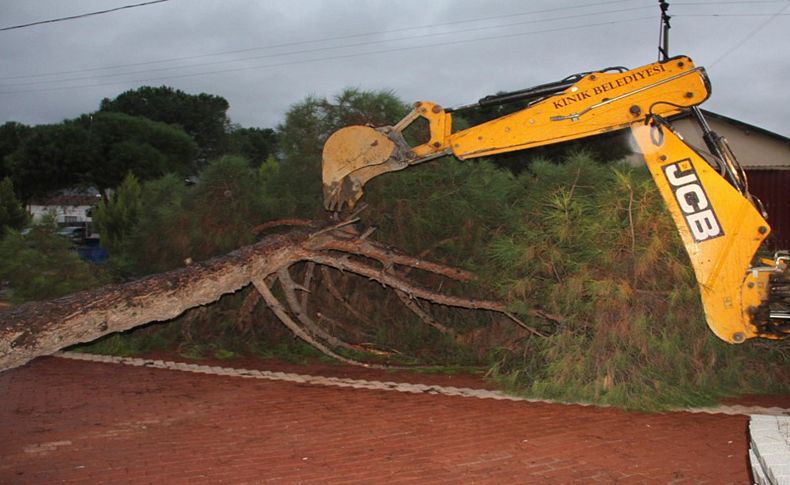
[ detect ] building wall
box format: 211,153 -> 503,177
28,204 -> 93,224
745,170 -> 790,251
672,116 -> 789,169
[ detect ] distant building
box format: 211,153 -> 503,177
671,110 -> 789,170
27,194 -> 101,225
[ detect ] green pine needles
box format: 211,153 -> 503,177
338,149 -> 790,410
481,154 -> 788,410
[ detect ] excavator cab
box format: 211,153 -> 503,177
321,56 -> 790,343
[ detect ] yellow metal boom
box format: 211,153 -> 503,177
632,121 -> 782,343
323,56 -> 708,210
321,55 -> 789,342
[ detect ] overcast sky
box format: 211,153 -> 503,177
1,0 -> 788,137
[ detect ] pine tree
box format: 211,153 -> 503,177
0,177 -> 28,237
93,172 -> 142,256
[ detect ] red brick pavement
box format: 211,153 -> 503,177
0,356 -> 766,484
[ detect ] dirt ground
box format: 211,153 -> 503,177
1,355 -> 787,484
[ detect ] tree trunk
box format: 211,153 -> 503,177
0,226 -> 315,371
1,222 -> 535,372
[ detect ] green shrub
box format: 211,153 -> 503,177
0,177 -> 28,236
365,157 -> 521,269
93,171 -> 142,257
0,221 -> 106,303
484,155 -> 789,410
124,173 -> 192,274
120,156 -> 273,275
190,155 -> 268,258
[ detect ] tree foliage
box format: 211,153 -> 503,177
365,157 -> 521,267
123,174 -> 192,274
100,85 -> 230,161
190,155 -> 267,257
118,156 -> 271,275
481,156 -> 788,409
92,172 -> 142,257
226,126 -> 278,167
279,88 -> 408,161
76,111 -> 198,191
0,121 -> 30,180
7,113 -> 197,200
6,123 -> 97,200
0,222 -> 106,303
275,88 -> 409,217
0,177 -> 28,236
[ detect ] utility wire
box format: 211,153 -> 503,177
708,1 -> 790,68
674,1 -> 786,4
675,12 -> 790,15
0,6 -> 655,88
0,0 -> 172,32
0,0 -> 649,81
0,16 -> 656,96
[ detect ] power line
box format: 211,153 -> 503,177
1,2 -> 780,94
676,12 -> 790,15
708,1 -> 790,68
674,1 -> 787,4
0,6 -> 655,88
0,0 -> 648,81
0,0 -> 173,32
0,17 -> 656,96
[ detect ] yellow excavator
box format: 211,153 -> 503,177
320,55 -> 789,344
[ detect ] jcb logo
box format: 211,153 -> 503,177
663,159 -> 724,243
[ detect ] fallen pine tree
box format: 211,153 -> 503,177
0,218 -> 543,372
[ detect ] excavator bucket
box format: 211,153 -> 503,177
322,100 -> 452,211
322,125 -> 414,211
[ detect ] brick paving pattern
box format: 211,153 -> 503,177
0,355 -> 778,483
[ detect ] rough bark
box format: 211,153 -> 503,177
0,222 -> 529,372
0,226 -> 317,371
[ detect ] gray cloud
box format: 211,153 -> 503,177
1,0 -> 787,135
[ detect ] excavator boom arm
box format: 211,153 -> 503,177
448,57 -> 708,159
323,56 -> 707,209
321,55 -> 789,342
632,120 -> 779,343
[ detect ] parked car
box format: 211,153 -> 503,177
56,226 -> 86,242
